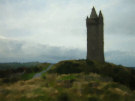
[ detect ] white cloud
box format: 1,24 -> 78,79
0,0 -> 135,66
0,38 -> 85,63
0,38 -> 134,67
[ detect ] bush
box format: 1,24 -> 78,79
49,61 -> 82,74
87,96 -> 102,101
57,92 -> 70,101
82,82 -> 103,95
60,75 -> 76,81
103,90 -> 124,101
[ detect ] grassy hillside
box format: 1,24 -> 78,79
0,60 -> 135,101
49,60 -> 135,90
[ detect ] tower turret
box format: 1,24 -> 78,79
99,10 -> 103,24
99,10 -> 103,18
90,7 -> 98,18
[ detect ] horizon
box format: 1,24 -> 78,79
0,0 -> 135,67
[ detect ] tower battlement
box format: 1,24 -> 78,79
86,18 -> 99,25
86,8 -> 103,25
86,7 -> 105,62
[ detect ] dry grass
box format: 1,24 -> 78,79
0,73 -> 135,101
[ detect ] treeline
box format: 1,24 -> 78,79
0,62 -> 40,70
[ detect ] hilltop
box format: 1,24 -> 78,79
0,60 -> 135,101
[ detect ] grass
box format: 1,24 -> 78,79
49,60 -> 135,90
0,72 -> 135,101
59,74 -> 77,81
0,60 -> 135,101
21,73 -> 36,80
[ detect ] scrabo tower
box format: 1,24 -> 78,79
86,7 -> 105,62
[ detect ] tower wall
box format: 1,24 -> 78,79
86,8 -> 105,62
98,17 -> 105,62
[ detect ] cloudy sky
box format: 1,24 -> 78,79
0,0 -> 135,67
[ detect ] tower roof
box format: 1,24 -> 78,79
99,10 -> 103,18
90,7 -> 98,18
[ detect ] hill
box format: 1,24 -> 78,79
0,60 -> 135,101
49,60 -> 135,90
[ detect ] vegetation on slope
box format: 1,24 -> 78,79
0,60 -> 135,101
0,63 -> 50,83
0,73 -> 135,101
49,60 -> 135,90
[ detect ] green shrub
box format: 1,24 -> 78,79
103,90 -> 124,101
87,96 -> 102,101
57,92 -> 70,101
21,73 -> 35,80
41,73 -> 46,79
60,75 -> 76,81
82,82 -> 103,95
53,61 -> 82,74
103,82 -> 130,92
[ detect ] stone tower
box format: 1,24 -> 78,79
86,7 -> 105,62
